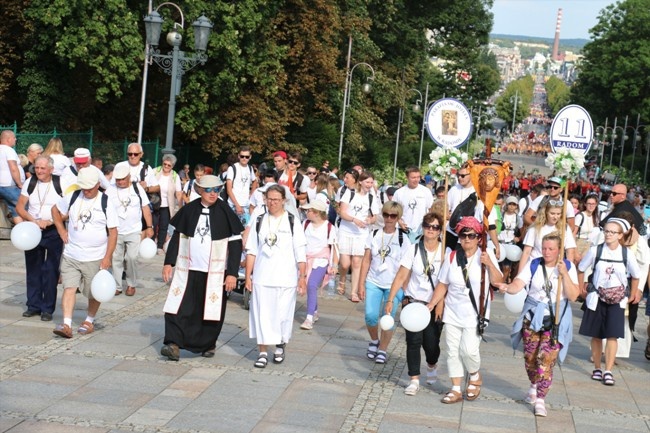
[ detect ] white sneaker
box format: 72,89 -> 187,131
313,311 -> 319,322
404,380 -> 420,396
426,366 -> 438,385
300,319 -> 313,330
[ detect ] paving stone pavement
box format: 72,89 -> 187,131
1,238 -> 649,433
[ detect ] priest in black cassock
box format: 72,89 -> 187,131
161,175 -> 244,361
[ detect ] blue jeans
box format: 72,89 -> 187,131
364,280 -> 403,327
0,185 -> 21,217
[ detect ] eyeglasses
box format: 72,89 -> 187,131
163,163 -> 172,167
548,185 -> 561,190
604,229 -> 621,235
458,233 -> 480,240
610,191 -> 623,196
127,152 -> 141,157
457,173 -> 469,178
423,223 -> 441,231
307,171 -> 317,175
288,160 -> 300,165
202,187 -> 221,193
382,212 -> 399,219
239,154 -> 251,159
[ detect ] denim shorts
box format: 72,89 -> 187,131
0,185 -> 21,217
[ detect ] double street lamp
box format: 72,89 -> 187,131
338,38 -> 375,169
142,3 -> 212,155
393,88 -> 423,183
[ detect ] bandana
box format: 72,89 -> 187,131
454,216 -> 484,235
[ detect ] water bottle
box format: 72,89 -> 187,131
327,275 -> 337,297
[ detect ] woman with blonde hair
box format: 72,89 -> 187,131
42,137 -> 71,176
518,198 -> 576,274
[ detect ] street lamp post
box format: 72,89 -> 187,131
609,117 -> 619,166
629,114 -> 644,171
393,88 -> 423,183
338,37 -> 375,169
143,4 -> 212,155
510,90 -> 519,133
618,115 -> 629,167
417,83 -> 430,168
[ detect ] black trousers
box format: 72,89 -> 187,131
154,206 -> 171,249
405,310 -> 444,377
25,228 -> 63,314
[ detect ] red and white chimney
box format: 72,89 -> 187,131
552,8 -> 562,61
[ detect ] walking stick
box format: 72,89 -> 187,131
552,180 -> 570,343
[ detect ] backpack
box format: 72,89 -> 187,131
449,192 -> 477,232
529,257 -> 572,279
69,190 -> 109,218
27,175 -> 63,197
586,243 -> 628,286
255,211 -> 295,244
336,188 -> 374,226
139,165 -> 161,210
221,163 -> 255,200
373,228 -> 405,248
70,165 -> 78,176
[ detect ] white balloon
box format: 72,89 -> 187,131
505,244 -> 523,262
497,244 -> 507,262
139,238 -> 157,259
504,289 -> 527,314
91,269 -> 116,303
10,221 -> 42,251
400,302 -> 431,332
379,314 -> 395,331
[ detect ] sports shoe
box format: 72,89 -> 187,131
313,311 -> 319,322
404,380 -> 420,396
300,319 -> 313,330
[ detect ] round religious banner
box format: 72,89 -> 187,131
549,104 -> 593,155
425,98 -> 473,149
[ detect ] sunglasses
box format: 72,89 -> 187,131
288,160 -> 300,165
239,154 -> 251,159
127,152 -> 141,157
548,185 -> 561,190
457,173 -> 469,178
382,212 -> 399,219
458,233 -> 480,240
422,223 -> 441,231
547,199 -> 563,206
202,186 -> 222,193
307,171 -> 317,175
610,191 -> 623,196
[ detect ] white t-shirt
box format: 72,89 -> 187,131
113,161 -> 159,187
60,164 -> 111,193
226,163 -> 255,207
338,189 -> 380,237
438,249 -> 501,328
56,191 -> 119,261
0,145 -> 20,187
245,211 -> 307,287
304,220 -> 337,269
575,212 -> 596,240
248,183 -> 298,218
279,170 -> 309,194
579,244 -> 641,289
306,185 -> 317,203
365,229 -> 412,288
50,154 -> 71,176
189,208 -> 212,272
159,172 -> 182,208
20,178 -> 62,221
523,225 -> 576,259
392,184 -> 434,232
498,212 -> 521,243
516,260 -> 578,314
399,241 -> 443,301
106,183 -> 150,235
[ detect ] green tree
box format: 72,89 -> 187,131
495,76 -> 534,130
545,76 -> 570,117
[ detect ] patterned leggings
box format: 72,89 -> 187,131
522,322 -> 562,399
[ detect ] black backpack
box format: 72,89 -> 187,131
255,211 -> 295,244
69,190 -> 109,218
449,192 -> 477,232
27,175 -> 63,197
221,164 -> 255,200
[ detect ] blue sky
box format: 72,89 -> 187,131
491,0 -> 616,40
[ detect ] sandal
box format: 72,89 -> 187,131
337,282 -> 346,296
602,371 -> 615,386
375,351 -> 387,364
441,389 -> 463,404
367,341 -> 379,360
254,352 -> 268,368
77,321 -> 94,335
350,293 -> 360,303
645,340 -> 650,361
465,372 -> 482,401
404,380 -> 420,396
591,369 -> 603,381
273,343 -> 285,364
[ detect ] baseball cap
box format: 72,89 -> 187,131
73,148 -> 91,164
76,167 -> 99,189
301,201 -> 328,213
273,151 -> 287,159
547,176 -> 563,185
506,196 -> 518,205
113,164 -> 131,180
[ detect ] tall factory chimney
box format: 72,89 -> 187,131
552,8 -> 562,61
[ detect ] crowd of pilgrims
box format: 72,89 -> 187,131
6,135 -> 649,419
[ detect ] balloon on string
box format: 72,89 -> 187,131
504,289 -> 526,314
379,314 -> 395,331
10,221 -> 42,251
400,302 -> 431,332
139,238 -> 157,259
497,244 -> 507,262
91,269 -> 116,303
505,244 -> 523,262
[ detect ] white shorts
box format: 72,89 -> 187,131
337,232 -> 366,256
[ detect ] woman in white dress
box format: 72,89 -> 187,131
245,185 -> 307,368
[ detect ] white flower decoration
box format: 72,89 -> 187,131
429,147 -> 469,182
545,148 -> 585,178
